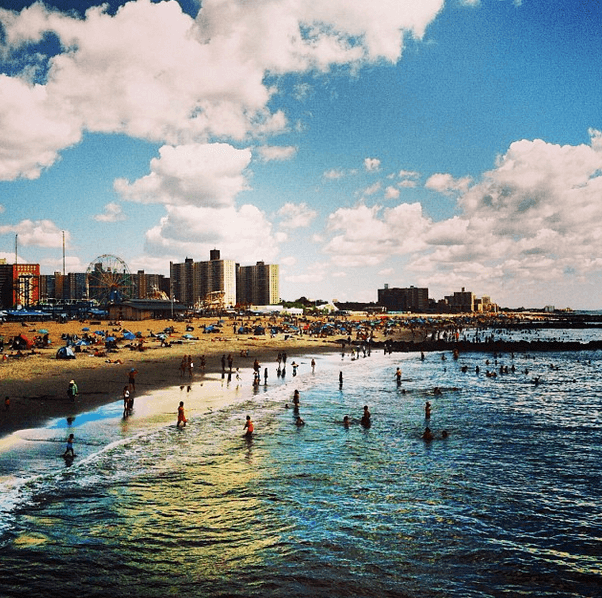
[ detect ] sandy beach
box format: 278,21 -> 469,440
0,315 -> 418,438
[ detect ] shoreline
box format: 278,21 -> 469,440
1,316 -> 368,439
0,338 -> 342,440
4,309 -> 598,439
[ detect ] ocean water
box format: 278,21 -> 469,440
0,333 -> 601,598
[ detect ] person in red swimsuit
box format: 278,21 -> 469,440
177,401 -> 187,427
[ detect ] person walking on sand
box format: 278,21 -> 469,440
311,358 -> 316,373
244,415 -> 254,437
128,368 -> 138,392
63,433 -> 75,457
177,401 -> 187,428
67,380 -> 78,402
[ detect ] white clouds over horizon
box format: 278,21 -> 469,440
319,131 -> 602,304
1,1 -> 601,308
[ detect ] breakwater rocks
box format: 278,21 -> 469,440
378,339 -> 602,354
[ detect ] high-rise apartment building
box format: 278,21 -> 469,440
377,285 -> 429,312
196,253 -> 237,308
133,270 -> 170,299
236,261 -> 280,306
170,250 -> 237,308
169,258 -> 195,305
445,287 -> 475,312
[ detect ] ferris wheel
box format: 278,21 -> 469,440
86,254 -> 134,305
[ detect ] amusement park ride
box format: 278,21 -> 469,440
86,254 -> 134,306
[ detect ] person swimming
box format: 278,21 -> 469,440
422,427 -> 434,442
425,401 -> 431,419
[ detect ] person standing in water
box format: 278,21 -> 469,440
122,386 -> 131,416
177,401 -> 187,427
63,433 -> 75,457
361,405 -> 371,427
244,415 -> 254,437
425,401 -> 432,419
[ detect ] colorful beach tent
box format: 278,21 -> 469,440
56,346 -> 75,359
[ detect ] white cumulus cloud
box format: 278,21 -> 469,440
93,202 -> 126,222
0,219 -> 67,247
115,143 -> 252,208
364,157 -> 381,172
277,202 -> 318,229
256,145 -> 297,162
0,0 -> 444,179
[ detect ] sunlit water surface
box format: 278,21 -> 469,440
1,331 -> 601,597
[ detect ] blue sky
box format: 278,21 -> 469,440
1,0 -> 602,308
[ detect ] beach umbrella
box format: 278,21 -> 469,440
105,336 -> 116,342
95,330 -> 104,335
123,332 -> 136,340
82,327 -> 90,331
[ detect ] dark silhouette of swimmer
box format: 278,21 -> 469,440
422,427 -> 433,442
361,405 -> 371,427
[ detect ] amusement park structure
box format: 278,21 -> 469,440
86,254 -> 134,305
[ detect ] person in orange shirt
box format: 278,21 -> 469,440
177,401 -> 187,427
243,415 -> 254,437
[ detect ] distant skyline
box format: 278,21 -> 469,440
1,0 -> 602,308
